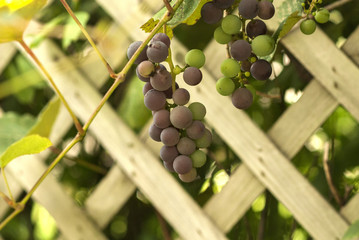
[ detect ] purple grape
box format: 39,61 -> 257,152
150,67 -> 172,91
250,59 -> 272,80
151,33 -> 171,48
172,88 -> 190,106
142,82 -> 153,95
170,106 -> 193,129
127,41 -> 148,64
173,155 -> 193,174
213,0 -> 235,9
258,1 -> 275,20
149,124 -> 162,142
186,120 -> 205,140
230,40 -> 252,61
160,127 -> 180,146
153,109 -> 171,129
231,87 -> 253,109
246,19 -> 267,38
146,41 -> 169,63
183,67 -> 202,86
136,66 -> 150,82
137,60 -> 155,78
160,146 -> 179,162
238,0 -> 258,19
144,89 -> 166,111
201,2 -> 223,24
176,137 -> 196,155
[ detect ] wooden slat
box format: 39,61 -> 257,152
0,43 -> 16,73
341,194 -> 359,223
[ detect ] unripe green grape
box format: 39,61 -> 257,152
185,49 -> 206,68
220,58 -> 241,77
315,9 -> 330,24
214,27 -> 232,44
300,19 -> 316,35
188,102 -> 206,120
190,150 -> 207,168
216,77 -> 235,96
251,35 -> 275,57
221,15 -> 242,35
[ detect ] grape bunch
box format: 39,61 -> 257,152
300,7 -> 330,35
127,33 -> 212,183
201,0 -> 275,109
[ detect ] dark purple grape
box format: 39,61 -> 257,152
172,88 -> 190,106
160,145 -> 179,162
142,82 -> 153,95
250,59 -> 272,80
201,2 -> 223,24
153,109 -> 171,129
149,124 -> 162,142
150,67 -> 172,91
213,0 -> 235,9
170,106 -> 193,129
230,40 -> 252,61
146,41 -> 169,63
144,89 -> 166,111
186,120 -> 205,140
136,66 -> 150,82
246,19 -> 267,38
231,87 -> 253,109
151,33 -> 171,48
183,67 -> 202,86
241,60 -> 252,72
137,60 -> 155,78
238,0 -> 258,19
173,155 -> 193,174
258,1 -> 275,20
127,41 -> 148,64
177,137 -> 196,155
160,127 -> 180,146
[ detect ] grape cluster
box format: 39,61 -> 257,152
300,8 -> 330,35
127,33 -> 212,183
201,0 -> 275,109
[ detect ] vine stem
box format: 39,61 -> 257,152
1,168 -> 14,202
18,40 -> 84,135
0,0 -> 184,230
59,0 -> 118,79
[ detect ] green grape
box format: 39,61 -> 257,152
300,19 -> 316,35
214,27 -> 232,44
315,9 -> 330,24
221,15 -> 242,35
190,150 -> 207,168
220,58 -> 241,77
185,49 -> 206,68
188,102 -> 206,120
251,35 -> 275,57
216,77 -> 235,96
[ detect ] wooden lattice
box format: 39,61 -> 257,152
0,0 -> 358,239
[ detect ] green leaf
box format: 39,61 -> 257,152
0,0 -> 47,43
27,97 -> 61,138
343,220 -> 359,240
140,19 -> 173,39
0,112 -> 36,154
0,134 -> 52,168
140,0 -> 202,34
62,11 -> 89,49
272,11 -> 302,43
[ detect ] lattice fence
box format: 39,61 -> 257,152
0,0 -> 359,239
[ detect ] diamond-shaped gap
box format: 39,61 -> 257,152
292,105 -> 359,209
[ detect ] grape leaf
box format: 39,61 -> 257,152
342,220 -> 359,240
62,11 -> 89,49
0,134 -> 52,168
0,112 -> 36,154
277,0 -> 303,22
27,97 -> 61,138
0,0 -> 47,43
140,0 -> 201,35
272,11 -> 302,43
140,19 -> 174,39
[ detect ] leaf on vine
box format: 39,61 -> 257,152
0,112 -> 36,154
0,0 -> 47,43
27,97 -> 61,138
183,0 -> 211,25
0,134 -> 52,168
140,18 -> 173,39
272,11 -> 302,43
62,11 -> 90,49
342,220 -> 359,240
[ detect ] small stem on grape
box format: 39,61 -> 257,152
18,40 -> 84,135
0,190 -> 15,208
59,0 -> 118,79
